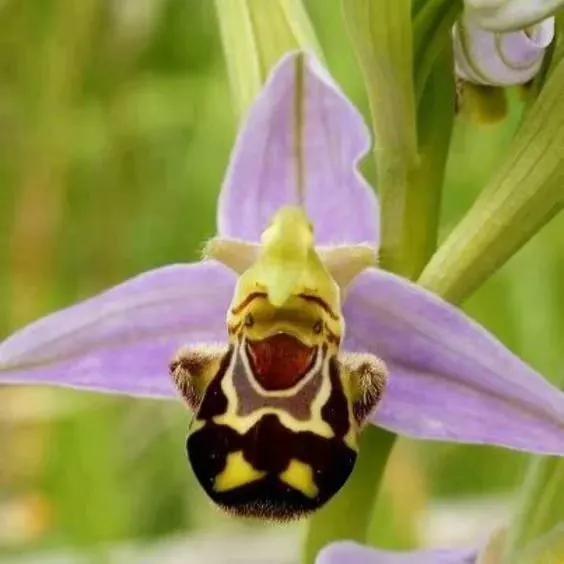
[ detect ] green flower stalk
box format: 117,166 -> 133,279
214,0 -> 323,121
413,0 -> 462,98
342,0 -> 421,278
342,0 -> 460,280
503,456 -> 564,562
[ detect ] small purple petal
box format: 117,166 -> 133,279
218,52 -> 379,246
0,262 -> 234,398
344,268 -> 564,454
316,542 -> 477,564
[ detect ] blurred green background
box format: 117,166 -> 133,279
1,0 -> 563,561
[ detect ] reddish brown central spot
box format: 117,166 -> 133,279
246,334 -> 316,391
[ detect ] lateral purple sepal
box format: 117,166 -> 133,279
344,268 -> 564,454
0,262 -> 235,397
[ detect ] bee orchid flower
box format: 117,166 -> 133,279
1,53 -> 563,519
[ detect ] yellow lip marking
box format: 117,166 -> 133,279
231,207 -> 342,315
279,459 -> 319,499
214,451 -> 266,493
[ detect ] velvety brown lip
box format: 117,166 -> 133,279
246,333 -> 316,391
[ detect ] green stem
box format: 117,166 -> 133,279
302,427 -> 395,564
407,42 -> 456,276
342,0 -> 419,278
413,0 -> 462,100
343,0 -> 455,279
503,456 -> 564,562
214,0 -> 262,120
504,365 -> 564,561
215,0 -> 323,121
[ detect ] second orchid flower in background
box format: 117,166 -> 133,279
454,0 -> 563,86
453,13 -> 555,86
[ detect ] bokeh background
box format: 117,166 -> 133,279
1,1 -> 563,562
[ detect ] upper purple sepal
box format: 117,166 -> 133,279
218,52 -> 380,246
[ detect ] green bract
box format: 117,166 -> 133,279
420,49 -> 564,303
